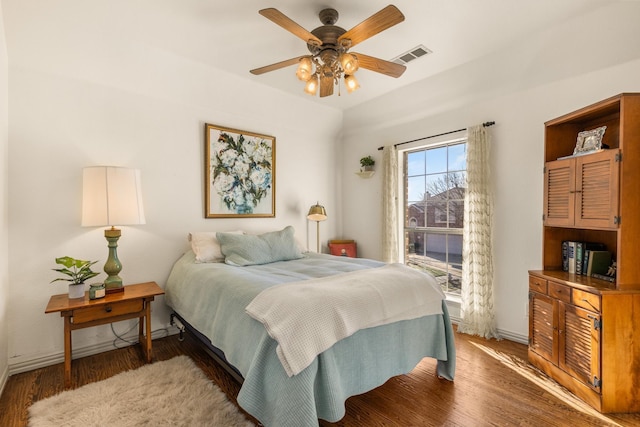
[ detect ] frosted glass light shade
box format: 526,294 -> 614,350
296,57 -> 313,81
340,53 -> 359,74
82,166 -> 146,227
304,75 -> 319,96
345,74 -> 360,93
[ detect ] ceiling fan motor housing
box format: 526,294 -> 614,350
319,8 -> 339,25
308,8 -> 347,58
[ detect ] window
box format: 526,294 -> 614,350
403,139 -> 466,295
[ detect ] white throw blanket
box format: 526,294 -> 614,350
245,263 -> 445,377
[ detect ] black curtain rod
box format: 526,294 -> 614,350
377,121 -> 495,151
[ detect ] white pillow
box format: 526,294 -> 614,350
189,230 -> 243,263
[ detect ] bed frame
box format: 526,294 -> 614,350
170,311 -> 244,383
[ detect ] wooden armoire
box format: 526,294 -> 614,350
528,93 -> 640,413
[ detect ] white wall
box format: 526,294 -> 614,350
5,23 -> 343,371
0,0 -> 9,392
342,2 -> 640,341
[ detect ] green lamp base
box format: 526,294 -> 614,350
104,227 -> 124,294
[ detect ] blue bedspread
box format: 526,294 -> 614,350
165,251 -> 456,427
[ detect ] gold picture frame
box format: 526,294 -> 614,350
205,123 -> 275,218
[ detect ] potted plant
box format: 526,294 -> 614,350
360,155 -> 375,172
51,256 -> 100,299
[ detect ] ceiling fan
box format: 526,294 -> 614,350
250,5 -> 407,97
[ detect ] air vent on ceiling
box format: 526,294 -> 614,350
392,45 -> 432,65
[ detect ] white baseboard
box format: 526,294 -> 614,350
9,340 -> 123,375
449,318 -> 528,345
7,315 -> 528,377
446,304 -> 528,345
8,327 -> 179,376
497,328 -> 528,345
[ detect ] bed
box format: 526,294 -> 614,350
164,227 -> 456,427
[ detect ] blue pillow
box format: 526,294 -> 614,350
217,226 -> 304,266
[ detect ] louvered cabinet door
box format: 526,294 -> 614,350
575,149 -> 620,229
529,292 -> 558,364
544,159 -> 574,227
558,302 -> 601,392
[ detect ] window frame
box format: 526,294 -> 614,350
397,133 -> 467,297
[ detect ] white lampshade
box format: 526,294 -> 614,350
82,166 -> 145,227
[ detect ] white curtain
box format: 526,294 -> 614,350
458,125 -> 500,339
382,146 -> 399,263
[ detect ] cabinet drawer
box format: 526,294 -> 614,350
529,276 -> 548,294
573,289 -> 601,313
548,281 -> 571,303
73,299 -> 143,324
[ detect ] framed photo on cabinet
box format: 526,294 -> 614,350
573,125 -> 606,156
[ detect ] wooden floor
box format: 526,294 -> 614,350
2,328 -> 639,427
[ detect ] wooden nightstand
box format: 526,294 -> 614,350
45,281 -> 165,388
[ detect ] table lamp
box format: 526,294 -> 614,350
81,166 -> 145,294
307,202 -> 327,253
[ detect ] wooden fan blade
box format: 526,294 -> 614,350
259,8 -> 323,46
338,5 -> 404,48
319,75 -> 334,97
353,52 -> 406,78
250,56 -> 308,75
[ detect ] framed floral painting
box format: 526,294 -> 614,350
205,123 -> 275,218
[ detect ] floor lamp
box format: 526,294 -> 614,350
307,202 -> 327,253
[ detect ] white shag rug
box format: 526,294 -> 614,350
28,355 -> 253,427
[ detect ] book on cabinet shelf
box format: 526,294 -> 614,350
567,241 -> 576,274
579,242 -> 607,275
586,251 -> 612,277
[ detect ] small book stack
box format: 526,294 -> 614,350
561,241 -> 613,279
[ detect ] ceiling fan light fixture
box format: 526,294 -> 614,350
304,74 -> 319,95
340,53 -> 359,74
254,6 -> 406,98
344,74 -> 360,93
296,57 -> 314,81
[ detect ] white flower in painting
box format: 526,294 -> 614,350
232,153 -> 250,178
253,144 -> 271,164
242,138 -> 257,157
220,149 -> 238,168
213,171 -> 234,193
250,166 -> 270,190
